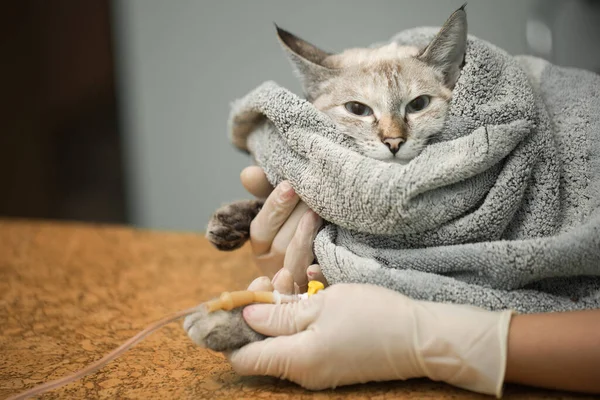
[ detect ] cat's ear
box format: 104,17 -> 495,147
275,25 -> 336,99
418,4 -> 467,88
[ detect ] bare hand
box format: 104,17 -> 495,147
240,166 -> 327,293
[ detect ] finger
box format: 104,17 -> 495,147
253,201 -> 309,277
250,181 -> 300,256
306,264 -> 328,287
240,166 -> 273,199
228,331 -> 315,378
247,276 -> 274,291
252,254 -> 284,278
268,201 -> 310,257
283,210 -> 323,291
242,294 -> 323,336
271,268 -> 294,294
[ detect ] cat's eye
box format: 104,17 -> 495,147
344,102 -> 373,117
406,95 -> 431,113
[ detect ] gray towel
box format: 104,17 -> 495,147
228,28 -> 600,313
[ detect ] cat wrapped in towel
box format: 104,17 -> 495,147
188,5 -> 600,351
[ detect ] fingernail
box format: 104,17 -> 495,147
243,305 -> 269,323
279,181 -> 295,200
306,264 -> 322,281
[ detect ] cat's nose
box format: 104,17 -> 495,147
382,137 -> 404,155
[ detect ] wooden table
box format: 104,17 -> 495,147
0,220 -> 592,399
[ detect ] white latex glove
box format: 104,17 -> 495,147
228,283 -> 513,397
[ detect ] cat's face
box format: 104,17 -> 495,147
310,45 -> 453,163
276,6 -> 467,163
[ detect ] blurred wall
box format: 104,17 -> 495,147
112,0 -> 548,231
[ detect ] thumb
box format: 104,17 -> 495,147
242,293 -> 323,336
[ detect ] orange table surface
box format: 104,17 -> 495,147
0,220 -> 592,399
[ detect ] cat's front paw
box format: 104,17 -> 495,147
206,200 -> 263,251
184,307 -> 265,352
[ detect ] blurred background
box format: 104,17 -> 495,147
2,0 -> 599,232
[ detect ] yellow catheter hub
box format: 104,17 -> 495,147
307,280 -> 325,296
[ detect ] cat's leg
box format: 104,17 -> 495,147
206,199 -> 264,251
184,307 -> 265,352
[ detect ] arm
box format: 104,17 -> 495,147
506,309 -> 600,393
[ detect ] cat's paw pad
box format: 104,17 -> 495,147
206,200 -> 262,251
184,307 -> 264,352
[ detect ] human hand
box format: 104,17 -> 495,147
241,166 -> 327,292
229,283 -> 513,397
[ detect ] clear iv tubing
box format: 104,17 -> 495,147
6,290 -> 303,400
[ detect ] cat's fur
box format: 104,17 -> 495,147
206,6 -> 467,253
184,307 -> 265,352
206,200 -> 263,251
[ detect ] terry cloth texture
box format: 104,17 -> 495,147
228,28 -> 600,313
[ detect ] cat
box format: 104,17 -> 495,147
206,5 -> 467,253
190,6 -> 468,353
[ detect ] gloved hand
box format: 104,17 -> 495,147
228,283 -> 513,397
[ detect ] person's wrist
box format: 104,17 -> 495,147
370,291 -> 429,382
411,301 -> 513,397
